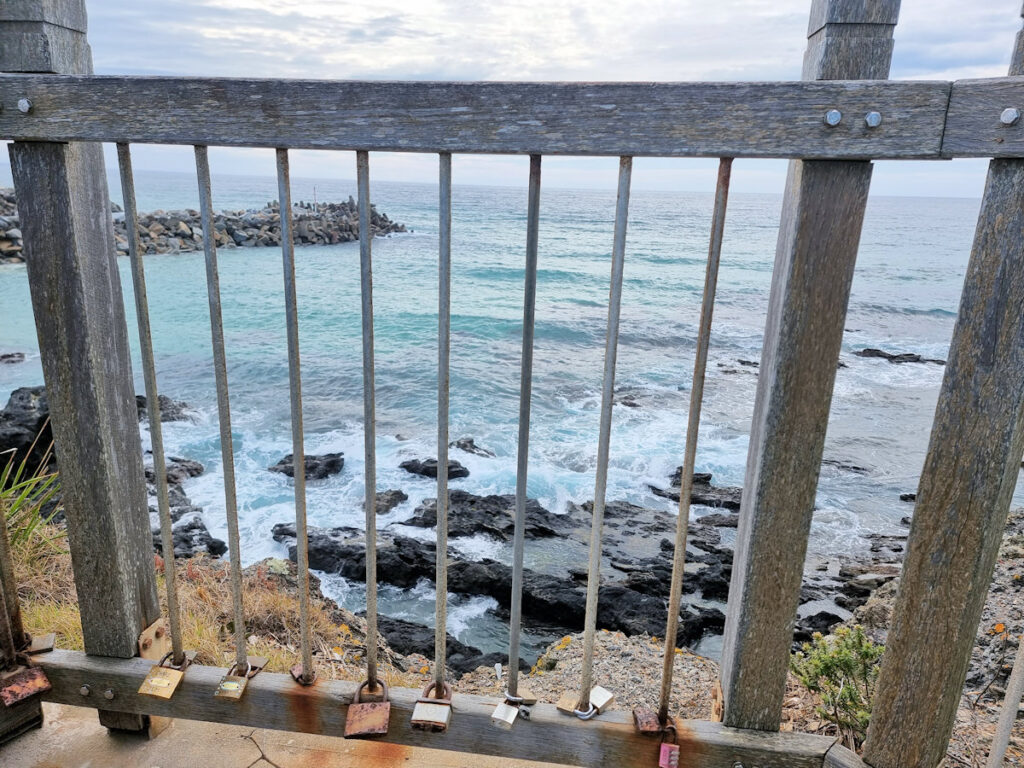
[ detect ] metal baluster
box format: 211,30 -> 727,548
194,146 -> 248,676
435,152 -> 452,690
356,150 -> 380,689
575,156 -> 633,715
117,143 -> 186,668
508,155 -> 541,699
275,148 -> 314,684
657,157 -> 732,723
985,632 -> 1024,768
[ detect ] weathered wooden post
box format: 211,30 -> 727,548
1,0 -> 161,734
862,7 -> 1024,768
718,0 -> 899,730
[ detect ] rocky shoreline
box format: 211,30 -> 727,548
0,188 -> 406,264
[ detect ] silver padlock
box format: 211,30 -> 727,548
411,681 -> 453,732
491,700 -> 519,729
590,685 -> 615,713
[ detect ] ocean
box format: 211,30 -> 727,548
0,168 -> 996,661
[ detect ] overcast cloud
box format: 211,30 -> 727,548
3,1 -> 1022,195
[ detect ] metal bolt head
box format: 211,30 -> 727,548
17,98 -> 32,114
103,688 -> 115,700
1001,107 -> 1021,126
865,111 -> 882,128
824,109 -> 842,127
79,684 -> 90,696
142,638 -> 152,650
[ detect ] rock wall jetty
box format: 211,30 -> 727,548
0,187 -> 407,263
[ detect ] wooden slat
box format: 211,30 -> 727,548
0,75 -> 951,158
942,76 -> 1024,157
3,0 -> 156,734
862,158 -> 1024,768
33,649 -> 833,768
718,0 -> 895,732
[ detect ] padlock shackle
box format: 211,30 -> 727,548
420,680 -> 452,702
661,722 -> 678,745
354,679 -> 389,704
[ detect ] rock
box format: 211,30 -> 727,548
698,512 -> 738,528
0,386 -> 53,476
136,394 -> 193,422
0,352 -> 25,364
268,452 -> 344,480
649,468 -> 742,509
373,615 -> 528,674
821,458 -> 871,475
400,458 -> 469,479
154,515 -> 227,558
449,437 -> 495,458
400,490 -> 566,540
146,456 -> 204,486
794,611 -> 844,643
855,348 -> 946,365
900,492 -> 917,502
373,489 -> 408,514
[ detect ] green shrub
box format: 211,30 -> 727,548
790,625 -> 884,748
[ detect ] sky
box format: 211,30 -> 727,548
2,0 -> 1022,196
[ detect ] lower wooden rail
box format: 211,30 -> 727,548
29,650 -> 835,768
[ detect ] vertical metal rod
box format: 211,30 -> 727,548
577,156 -> 633,711
507,154 -> 542,698
194,145 -> 247,673
117,143 -> 185,667
275,148 -> 314,683
356,150 -> 379,689
657,157 -> 733,722
435,152 -> 452,690
985,634 -> 1024,768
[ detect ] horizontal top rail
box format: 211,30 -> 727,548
2,73 -> 1007,159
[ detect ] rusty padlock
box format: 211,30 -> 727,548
344,680 -> 391,738
0,662 -> 51,708
633,707 -> 662,734
411,681 -> 453,732
658,723 -> 680,768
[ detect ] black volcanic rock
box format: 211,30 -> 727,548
269,452 -> 344,480
400,458 -> 469,479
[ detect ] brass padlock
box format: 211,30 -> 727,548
411,681 -> 453,732
344,680 -> 391,738
215,661 -> 252,700
139,651 -> 191,699
490,701 -> 519,729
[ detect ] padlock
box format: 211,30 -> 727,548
590,685 -> 615,713
344,680 -> 391,738
658,723 -> 680,768
214,661 -> 251,700
139,651 -> 191,699
0,664 -> 51,707
411,681 -> 453,732
515,688 -> 538,706
633,707 -> 662,734
491,701 -> 519,730
555,692 -> 579,715
518,704 -> 532,721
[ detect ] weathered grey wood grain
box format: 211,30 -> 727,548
719,0 -> 895,732
807,0 -> 899,37
0,0 -> 88,31
862,159 -> 1024,768
4,0 -> 156,734
941,76 -> 1024,157
825,742 -> 865,768
0,75 -> 951,158
34,649 -> 833,768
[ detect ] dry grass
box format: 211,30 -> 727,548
11,531 -> 423,689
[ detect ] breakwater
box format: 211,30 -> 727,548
0,188 -> 406,263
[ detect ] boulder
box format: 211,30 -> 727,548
855,348 -> 945,365
649,468 -> 743,510
0,352 -> 25,365
373,489 -> 408,514
449,437 -> 496,458
400,490 -> 566,540
136,394 -> 193,422
0,386 -> 53,477
268,452 -> 344,480
400,458 -> 469,479
153,515 -> 227,558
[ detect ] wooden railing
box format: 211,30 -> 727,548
3,1 -> 1024,767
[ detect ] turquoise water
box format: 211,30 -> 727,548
0,168 -> 989,657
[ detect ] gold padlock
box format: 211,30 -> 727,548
344,680 -> 391,738
411,681 -> 453,732
215,661 -> 252,701
139,651 -> 190,700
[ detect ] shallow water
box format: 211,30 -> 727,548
0,169 -> 994,659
